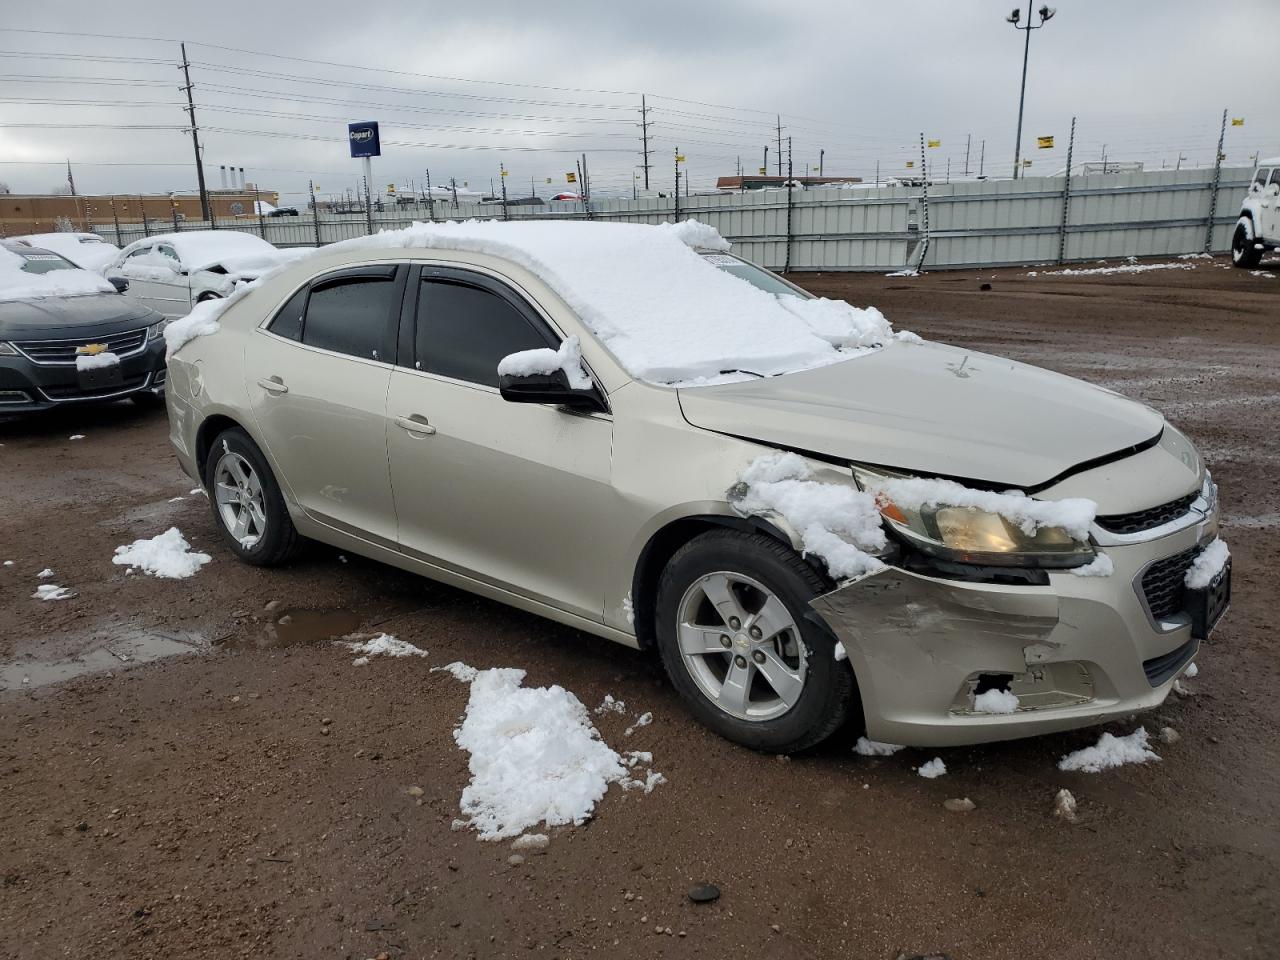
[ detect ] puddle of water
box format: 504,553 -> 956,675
0,629 -> 202,692
219,608 -> 364,649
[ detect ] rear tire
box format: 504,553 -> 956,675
654,529 -> 856,754
204,426 -> 300,566
1232,218 -> 1263,268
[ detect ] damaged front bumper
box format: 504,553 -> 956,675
810,515 -> 1218,747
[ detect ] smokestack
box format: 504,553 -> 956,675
219,165 -> 227,190
238,167 -> 246,190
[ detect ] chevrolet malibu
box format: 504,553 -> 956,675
164,221 -> 1228,753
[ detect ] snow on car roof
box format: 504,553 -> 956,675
0,246 -> 115,302
330,220 -> 899,385
123,230 -> 278,272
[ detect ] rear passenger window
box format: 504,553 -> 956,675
1270,169 -> 1280,188
302,276 -> 397,360
416,279 -> 551,387
269,287 -> 307,342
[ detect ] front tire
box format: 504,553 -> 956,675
655,529 -> 857,753
204,427 -> 300,566
1232,218 -> 1263,268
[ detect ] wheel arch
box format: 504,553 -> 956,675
195,412 -> 250,478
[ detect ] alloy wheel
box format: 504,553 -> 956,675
214,451 -> 267,549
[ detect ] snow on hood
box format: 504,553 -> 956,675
0,247 -> 115,302
326,219 -> 898,385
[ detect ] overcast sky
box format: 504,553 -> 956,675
0,0 -> 1275,203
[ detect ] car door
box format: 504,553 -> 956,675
244,265 -> 405,547
150,243 -> 195,319
385,266 -> 614,620
116,244 -> 170,315
1264,169 -> 1280,241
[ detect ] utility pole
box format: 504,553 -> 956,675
450,177 -> 458,206
309,179 -> 321,246
819,148 -> 824,177
1058,115 -> 1076,263
674,146 -> 681,222
964,134 -> 971,177
425,168 -> 435,220
1006,2 -> 1056,180
1205,108 -> 1228,253
65,159 -> 76,196
785,138 -> 794,273
499,163 -> 509,220
639,94 -> 652,190
775,115 -> 783,176
763,145 -> 769,177
979,140 -> 986,177
179,42 -> 211,221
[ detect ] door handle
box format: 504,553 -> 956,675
257,376 -> 288,394
395,414 -> 436,436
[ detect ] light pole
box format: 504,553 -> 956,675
1007,3 -> 1056,179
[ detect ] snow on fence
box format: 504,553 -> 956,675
90,168 -> 1251,273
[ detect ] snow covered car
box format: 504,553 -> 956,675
1232,158 -> 1280,267
163,221 -> 1227,753
0,242 -> 166,413
9,232 -> 120,272
105,231 -> 305,320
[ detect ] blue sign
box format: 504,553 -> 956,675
348,121 -> 381,158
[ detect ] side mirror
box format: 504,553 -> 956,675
108,275 -> 129,294
498,369 -> 607,413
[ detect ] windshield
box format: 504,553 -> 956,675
701,252 -> 810,299
16,252 -> 78,275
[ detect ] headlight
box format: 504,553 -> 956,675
145,321 -> 165,342
0,342 -> 17,356
853,465 -> 1096,568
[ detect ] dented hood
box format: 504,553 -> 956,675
677,340 -> 1164,488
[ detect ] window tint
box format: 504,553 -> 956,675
270,286 -> 308,342
416,279 -> 550,387
1270,169 -> 1280,188
302,276 -> 396,360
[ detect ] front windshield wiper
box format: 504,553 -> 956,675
718,368 -> 766,378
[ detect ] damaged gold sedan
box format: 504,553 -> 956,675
163,220 -> 1230,753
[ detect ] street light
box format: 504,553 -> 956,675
1007,2 -> 1057,179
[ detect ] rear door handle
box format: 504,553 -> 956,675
395,414 -> 436,435
257,376 -> 288,394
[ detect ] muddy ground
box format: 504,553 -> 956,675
1,255 -> 1277,960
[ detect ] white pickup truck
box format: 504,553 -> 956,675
1233,158 -> 1280,267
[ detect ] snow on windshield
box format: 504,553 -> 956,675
330,220 -> 904,386
0,247 -> 115,302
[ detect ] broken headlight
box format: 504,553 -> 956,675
852,466 -> 1096,568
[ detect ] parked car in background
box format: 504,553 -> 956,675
9,232 -> 121,272
0,241 -> 166,414
105,231 -> 307,319
1234,157 -> 1280,267
164,221 -> 1224,754
266,207 -> 300,217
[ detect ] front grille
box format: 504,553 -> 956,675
1097,492 -> 1197,534
1140,546 -> 1198,621
39,373 -> 149,401
13,327 -> 149,365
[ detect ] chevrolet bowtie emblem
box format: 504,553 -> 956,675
76,343 -> 109,356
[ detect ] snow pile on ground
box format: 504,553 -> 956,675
871,475 -> 1096,541
594,695 -> 626,715
1070,553 -> 1114,577
1185,538 -> 1229,588
972,688 -> 1019,714
439,663 -> 663,839
32,584 -> 74,601
497,334 -> 592,388
624,711 -> 652,736
37,568 -> 53,578
918,758 -> 947,778
341,633 -> 427,666
75,352 -> 120,372
735,452 -> 887,579
854,737 -> 905,756
1038,261 -> 1195,277
328,220 -> 901,385
1058,727 -> 1160,773
111,527 -> 211,579
0,248 -> 115,302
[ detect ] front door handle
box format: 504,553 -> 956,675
257,376 -> 288,394
395,414 -> 436,435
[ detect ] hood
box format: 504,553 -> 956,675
0,294 -> 160,340
677,340 -> 1165,489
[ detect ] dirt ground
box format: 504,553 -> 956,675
1,255 -> 1277,960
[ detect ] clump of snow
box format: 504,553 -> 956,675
871,475 -> 1096,541
774,296 -> 892,349
111,527 -> 211,579
164,285 -> 248,359
341,633 -> 427,666
1039,262 -> 1195,277
32,583 -> 74,601
327,220 -> 902,385
1058,727 -> 1160,773
1053,788 -> 1079,822
0,247 -> 115,302
833,640 -> 848,661
68,435 -> 85,441
432,661 -> 479,682
854,737 -> 905,757
594,695 -> 626,716
735,452 -> 887,580
1184,538 -> 1229,589
918,757 -> 947,779
620,769 -> 666,793
894,329 -> 925,345
1070,553 -> 1114,577
972,688 -> 1019,714
497,334 -> 592,389
511,833 -> 550,852
36,568 -> 54,578
1184,661 -> 1198,679
624,711 -> 653,737
439,664 -> 661,840
74,351 -> 120,372
2,560 -> 13,566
